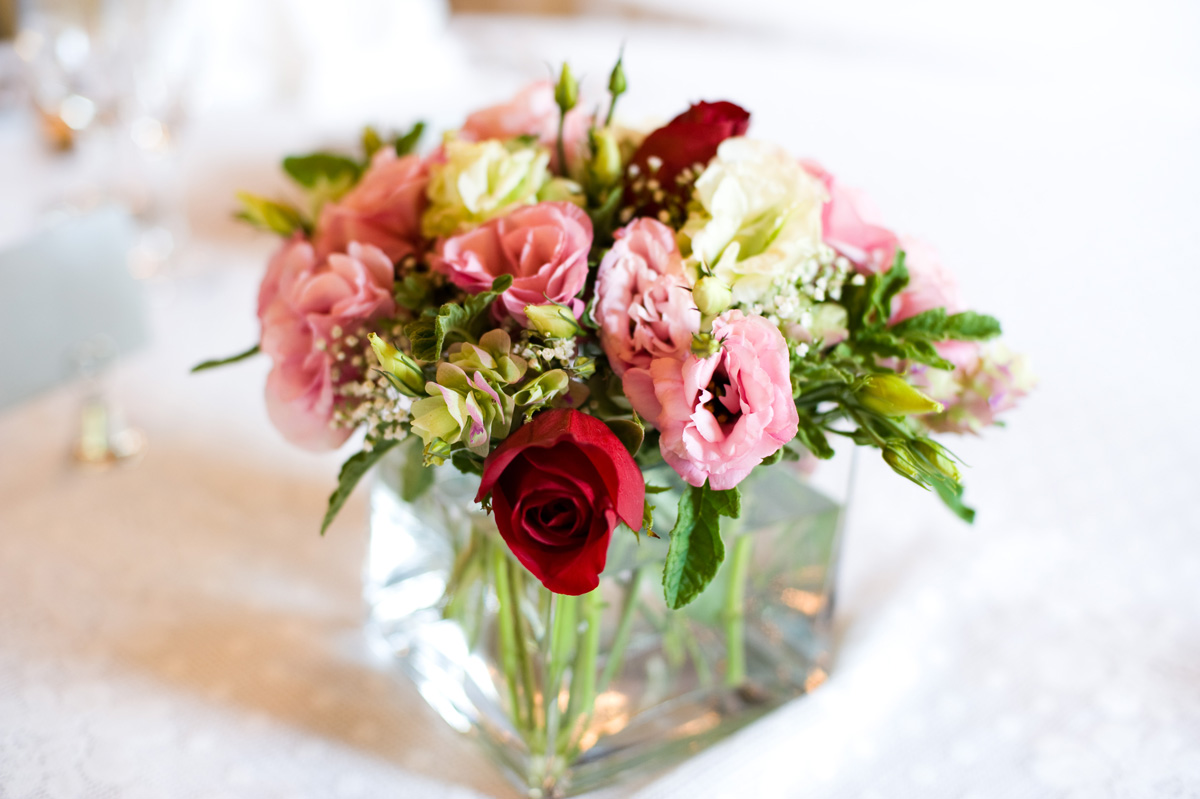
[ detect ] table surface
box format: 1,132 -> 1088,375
2,7 -> 1199,798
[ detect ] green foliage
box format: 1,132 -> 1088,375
394,121 -> 426,156
234,193 -> 307,236
361,126 -> 384,160
662,483 -> 741,610
605,417 -> 644,457
321,439 -> 400,535
451,449 -> 485,477
282,153 -> 362,192
404,275 -> 515,361
890,308 -> 1002,343
191,344 -> 260,373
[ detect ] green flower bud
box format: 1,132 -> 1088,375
424,438 -> 453,467
537,177 -> 586,206
913,439 -> 961,483
524,303 -> 582,339
512,369 -> 570,407
368,333 -> 425,396
691,331 -> 721,359
882,445 -> 926,487
858,374 -> 944,417
608,52 -> 627,99
693,276 -> 733,317
554,62 -> 578,113
588,128 -> 622,187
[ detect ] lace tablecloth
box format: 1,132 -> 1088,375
2,8 -> 1199,798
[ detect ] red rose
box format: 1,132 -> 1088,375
625,101 -> 751,220
476,409 -> 645,595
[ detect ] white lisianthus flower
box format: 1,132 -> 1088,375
679,137 -> 828,306
422,138 -> 550,238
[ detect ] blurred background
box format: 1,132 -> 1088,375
1,1 -> 1198,797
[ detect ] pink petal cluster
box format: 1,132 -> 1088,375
889,237 -> 962,324
802,160 -> 898,274
258,238 -> 396,451
912,343 -> 1034,435
433,201 -> 592,325
594,218 -> 700,403
626,311 -> 798,490
459,81 -> 591,173
314,149 -> 429,263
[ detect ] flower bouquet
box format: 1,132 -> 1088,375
198,55 -> 1031,796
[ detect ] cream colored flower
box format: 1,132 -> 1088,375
679,137 -> 828,306
422,138 -> 550,238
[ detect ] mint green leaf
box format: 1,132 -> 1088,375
662,483 -> 741,609
405,275 -> 514,361
321,439 -> 400,535
944,311 -> 1001,340
191,344 -> 260,373
234,192 -> 307,236
931,474 -> 976,523
282,153 -> 362,191
394,121 -> 426,156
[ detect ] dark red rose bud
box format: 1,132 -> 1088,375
476,408 -> 645,595
624,101 -> 751,223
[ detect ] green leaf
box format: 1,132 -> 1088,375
644,484 -> 672,494
399,436 -> 436,503
605,418 -> 644,457
932,474 -> 976,523
362,126 -> 384,160
793,416 -> 836,459
191,344 -> 260,373
405,275 -> 515,361
321,439 -> 400,535
944,311 -> 1002,340
394,121 -> 426,156
662,483 -> 741,609
451,449 -> 485,477
282,153 -> 362,191
234,192 -> 307,236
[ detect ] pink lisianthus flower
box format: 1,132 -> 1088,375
258,238 -> 396,451
433,201 -> 592,325
313,149 -> 429,263
459,81 -> 591,175
627,311 -> 799,491
912,342 -> 1034,435
593,218 -> 700,413
889,237 -> 962,324
802,160 -> 898,274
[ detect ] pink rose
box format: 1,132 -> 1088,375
628,311 -> 799,491
258,239 -> 396,451
433,201 -> 592,325
314,149 -> 429,263
889,237 -> 962,324
594,218 -> 700,411
460,81 -> 591,174
802,160 -> 898,274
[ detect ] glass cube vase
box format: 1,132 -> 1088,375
366,444 -> 851,797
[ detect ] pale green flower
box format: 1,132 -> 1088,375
679,137 -> 827,306
422,139 -> 550,238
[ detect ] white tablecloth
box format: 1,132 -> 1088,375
2,7 -> 1199,798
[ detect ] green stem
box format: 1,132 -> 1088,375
597,567 -> 644,693
724,535 -> 753,688
491,543 -> 525,734
507,561 -> 540,738
563,589 -> 603,757
556,117 -> 568,178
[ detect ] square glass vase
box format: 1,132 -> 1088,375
366,445 -> 850,797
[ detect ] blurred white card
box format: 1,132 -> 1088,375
0,207 -> 149,410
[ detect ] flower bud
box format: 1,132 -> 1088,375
857,374 -> 944,417
693,276 -> 733,318
512,369 -> 570,407
425,437 -> 453,467
554,62 -> 578,113
608,52 -> 627,99
913,439 -> 961,483
882,445 -> 925,486
588,128 -> 622,187
524,303 -> 582,339
690,331 -> 721,359
369,333 -> 425,396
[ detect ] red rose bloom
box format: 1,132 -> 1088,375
476,409 -> 645,595
625,101 -> 751,220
